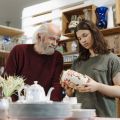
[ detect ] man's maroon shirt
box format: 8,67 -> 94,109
3,44 -> 64,101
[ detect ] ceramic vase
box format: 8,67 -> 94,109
95,6 -> 108,29
107,5 -> 114,28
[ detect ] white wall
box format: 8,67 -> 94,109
84,0 -> 115,6
22,0 -> 84,43
0,0 -> 49,28
22,0 -> 115,43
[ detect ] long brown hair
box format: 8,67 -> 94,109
74,20 -> 109,60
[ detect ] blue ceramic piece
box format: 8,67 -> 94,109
95,6 -> 108,29
3,36 -> 11,43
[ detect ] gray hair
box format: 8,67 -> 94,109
33,23 -> 49,43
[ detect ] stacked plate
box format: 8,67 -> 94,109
72,109 -> 96,119
8,102 -> 72,120
0,109 -> 8,119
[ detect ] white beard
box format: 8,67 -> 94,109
41,43 -> 55,55
38,37 -> 56,55
43,47 -> 55,55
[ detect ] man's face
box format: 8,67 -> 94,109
39,33 -> 60,55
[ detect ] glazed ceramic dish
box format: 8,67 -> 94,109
61,69 -> 88,85
8,102 -> 72,119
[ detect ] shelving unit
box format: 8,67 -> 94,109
0,25 -> 24,66
62,26 -> 120,38
101,26 -> 120,36
60,37 -> 75,42
0,50 -> 10,66
0,25 -> 23,37
61,4 -> 96,67
61,3 -> 120,70
62,4 -> 96,34
116,0 -> 120,25
62,51 -> 78,55
63,62 -> 72,70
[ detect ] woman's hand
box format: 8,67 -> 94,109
76,75 -> 100,93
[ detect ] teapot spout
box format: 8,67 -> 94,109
46,87 -> 54,101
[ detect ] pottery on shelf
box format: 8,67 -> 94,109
95,6 -> 108,29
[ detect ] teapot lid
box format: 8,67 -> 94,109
29,81 -> 44,92
34,81 -> 38,84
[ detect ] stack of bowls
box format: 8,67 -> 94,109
71,109 -> 96,120
8,102 -> 72,120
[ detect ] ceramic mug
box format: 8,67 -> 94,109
72,109 -> 96,119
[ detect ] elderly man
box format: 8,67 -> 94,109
3,23 -> 64,101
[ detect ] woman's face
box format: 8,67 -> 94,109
76,30 -> 93,50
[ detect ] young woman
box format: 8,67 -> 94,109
61,20 -> 120,117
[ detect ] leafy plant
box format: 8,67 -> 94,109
0,76 -> 25,97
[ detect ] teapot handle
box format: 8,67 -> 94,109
46,87 -> 54,101
17,83 -> 26,101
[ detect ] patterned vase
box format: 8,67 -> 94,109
95,6 -> 108,29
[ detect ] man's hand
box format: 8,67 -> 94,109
60,80 -> 75,97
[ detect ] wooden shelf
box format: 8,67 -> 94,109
0,25 -> 23,66
63,51 -> 78,55
64,62 -> 72,69
62,33 -> 75,37
0,25 -> 24,37
0,50 -> 10,66
60,38 -> 77,43
0,50 -> 10,54
100,26 -> 120,36
64,62 -> 72,65
116,53 -> 120,57
63,26 -> 120,38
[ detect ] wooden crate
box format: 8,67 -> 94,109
116,98 -> 120,117
62,4 -> 96,34
115,0 -> 120,25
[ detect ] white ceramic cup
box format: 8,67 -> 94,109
63,96 -> 77,104
71,103 -> 82,109
72,109 -> 96,119
68,97 -> 77,104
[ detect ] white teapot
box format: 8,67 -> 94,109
18,81 -> 54,103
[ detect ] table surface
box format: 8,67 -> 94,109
1,117 -> 120,120
66,117 -> 120,120
2,115 -> 119,120
95,118 -> 120,120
